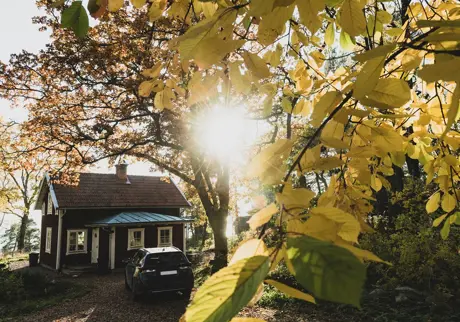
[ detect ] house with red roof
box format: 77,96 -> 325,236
34,163 -> 191,272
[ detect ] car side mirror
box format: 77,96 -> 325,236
122,258 -> 131,264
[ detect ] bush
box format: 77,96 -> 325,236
0,269 -> 24,303
361,179 -> 460,293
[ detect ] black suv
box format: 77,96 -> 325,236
124,247 -> 194,301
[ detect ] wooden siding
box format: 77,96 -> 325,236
57,207 -> 184,269
39,192 -> 58,268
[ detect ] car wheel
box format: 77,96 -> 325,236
182,288 -> 192,300
124,272 -> 130,290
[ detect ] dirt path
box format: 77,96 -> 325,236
17,271 -> 189,322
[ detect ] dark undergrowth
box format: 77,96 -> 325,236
0,267 -> 89,320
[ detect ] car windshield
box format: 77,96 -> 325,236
143,252 -> 188,268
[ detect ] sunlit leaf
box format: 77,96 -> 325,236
265,279 -> 316,304
185,256 -> 270,322
287,236 -> 366,307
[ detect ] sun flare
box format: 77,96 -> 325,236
195,105 -> 252,163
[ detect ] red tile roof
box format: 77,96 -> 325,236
50,173 -> 190,209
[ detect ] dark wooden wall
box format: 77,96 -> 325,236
39,192 -> 58,268
58,207 -> 184,269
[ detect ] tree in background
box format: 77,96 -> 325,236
1,218 -> 40,254
0,123 -> 48,252
0,1 -> 283,270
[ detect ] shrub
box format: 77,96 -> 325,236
361,179 -> 460,293
0,269 -> 24,303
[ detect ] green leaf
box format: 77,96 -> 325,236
286,236 -> 366,308
61,1 -> 89,38
185,256 -> 270,322
441,217 -> 451,240
433,214 -> 448,228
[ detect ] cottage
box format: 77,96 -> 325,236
35,164 -> 192,272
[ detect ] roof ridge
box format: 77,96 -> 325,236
77,172 -> 166,178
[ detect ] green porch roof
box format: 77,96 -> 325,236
86,212 -> 193,226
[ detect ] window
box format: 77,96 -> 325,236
41,202 -> 46,216
47,194 -> 53,215
45,227 -> 52,253
158,227 -> 172,247
128,228 -> 144,250
66,229 -> 87,254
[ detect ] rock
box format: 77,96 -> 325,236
369,288 -> 387,298
395,286 -> 425,301
395,293 -> 409,303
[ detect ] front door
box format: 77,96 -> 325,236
91,228 -> 99,264
98,228 -> 110,273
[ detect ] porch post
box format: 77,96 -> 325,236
110,227 -> 116,269
183,223 -> 186,252
55,209 -> 64,271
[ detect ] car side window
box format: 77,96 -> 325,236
132,250 -> 144,265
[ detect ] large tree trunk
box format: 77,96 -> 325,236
17,213 -> 28,252
208,210 -> 228,273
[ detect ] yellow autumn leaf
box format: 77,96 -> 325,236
311,91 -> 342,127
247,139 -> 294,185
339,0 -> 367,37
311,157 -> 344,172
321,120 -> 348,149
148,0 -> 167,21
248,203 -> 278,230
230,239 -> 268,265
154,88 -> 174,111
265,279 -> 316,304
442,82 -> 460,138
360,78 -> 411,109
130,0 -> 146,8
193,38 -> 244,69
310,207 -> 361,243
325,22 -> 335,47
426,192 -> 441,214
242,52 -> 271,80
441,193 -> 456,213
296,0 -> 325,34
418,58 -> 460,83
370,175 -> 382,192
276,184 -> 315,212
353,56 -> 385,99
302,215 -> 339,242
108,0 -> 123,12
141,63 -> 162,78
229,62 -> 252,95
335,240 -> 390,264
353,44 -> 396,63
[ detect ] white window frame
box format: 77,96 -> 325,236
127,228 -> 145,250
45,227 -> 52,253
157,227 -> 173,247
47,193 -> 53,215
66,229 -> 88,255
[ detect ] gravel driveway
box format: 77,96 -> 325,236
17,270 -> 189,322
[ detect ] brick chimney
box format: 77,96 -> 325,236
115,162 -> 128,180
